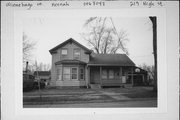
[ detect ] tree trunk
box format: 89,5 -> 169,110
149,17 -> 157,92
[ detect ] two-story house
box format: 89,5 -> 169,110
49,38 -> 145,88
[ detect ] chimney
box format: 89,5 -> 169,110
26,61 -> 28,73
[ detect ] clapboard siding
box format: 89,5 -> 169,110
50,53 -> 60,85
59,42 -> 89,63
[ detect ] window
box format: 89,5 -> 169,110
109,69 -> 114,79
80,68 -> 84,80
74,49 -> 80,59
102,69 -> 107,79
114,69 -> 119,79
57,67 -> 62,80
71,67 -> 78,80
61,49 -> 67,55
63,67 -> 70,80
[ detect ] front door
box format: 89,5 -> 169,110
90,67 -> 100,84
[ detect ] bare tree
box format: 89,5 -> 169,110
139,63 -> 155,81
23,32 -> 36,63
37,62 -> 51,71
28,62 -> 51,72
81,17 -> 129,55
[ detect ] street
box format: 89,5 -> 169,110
24,99 -> 157,108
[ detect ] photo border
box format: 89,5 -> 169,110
14,9 -> 166,115
1,1 -> 179,120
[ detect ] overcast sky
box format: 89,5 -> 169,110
23,17 -> 154,66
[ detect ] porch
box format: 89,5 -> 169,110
88,66 -> 134,88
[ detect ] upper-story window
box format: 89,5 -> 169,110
74,49 -> 80,60
61,49 -> 68,56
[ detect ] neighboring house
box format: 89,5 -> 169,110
34,71 -> 51,85
129,67 -> 148,86
49,38 -> 146,88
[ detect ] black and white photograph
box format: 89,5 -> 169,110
22,16 -> 158,108
1,1 -> 179,120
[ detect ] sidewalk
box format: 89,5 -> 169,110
24,99 -> 157,108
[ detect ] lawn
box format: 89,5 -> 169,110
23,86 -> 157,105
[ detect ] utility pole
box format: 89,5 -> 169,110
149,17 -> 157,92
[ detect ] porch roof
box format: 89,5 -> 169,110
88,54 -> 135,66
55,59 -> 87,65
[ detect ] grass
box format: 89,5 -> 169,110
23,94 -> 115,105
23,86 -> 157,105
123,91 -> 157,98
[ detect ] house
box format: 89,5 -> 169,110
128,67 -> 148,86
49,38 -> 145,88
34,71 -> 51,85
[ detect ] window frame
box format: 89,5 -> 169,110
73,48 -> 81,60
102,69 -> 108,79
109,69 -> 114,79
57,67 -> 62,80
63,67 -> 71,81
71,67 -> 78,80
80,68 -> 84,80
61,48 -> 68,56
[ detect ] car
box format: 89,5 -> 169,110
33,79 -> 45,89
23,73 -> 35,91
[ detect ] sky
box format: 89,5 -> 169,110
23,17 -> 154,67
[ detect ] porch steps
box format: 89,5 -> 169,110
90,84 -> 101,89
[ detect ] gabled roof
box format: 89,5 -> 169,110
49,38 -> 92,54
88,54 -> 135,66
55,59 -> 87,65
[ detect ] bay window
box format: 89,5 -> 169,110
71,67 -> 78,80
80,68 -> 84,80
63,67 -> 70,80
57,67 -> 62,80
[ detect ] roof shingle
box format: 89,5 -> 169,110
88,54 -> 135,66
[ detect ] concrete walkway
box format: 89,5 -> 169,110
99,91 -> 131,100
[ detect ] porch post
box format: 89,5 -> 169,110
131,67 -> 134,86
119,67 -> 122,83
100,66 -> 102,87
86,66 -> 90,88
